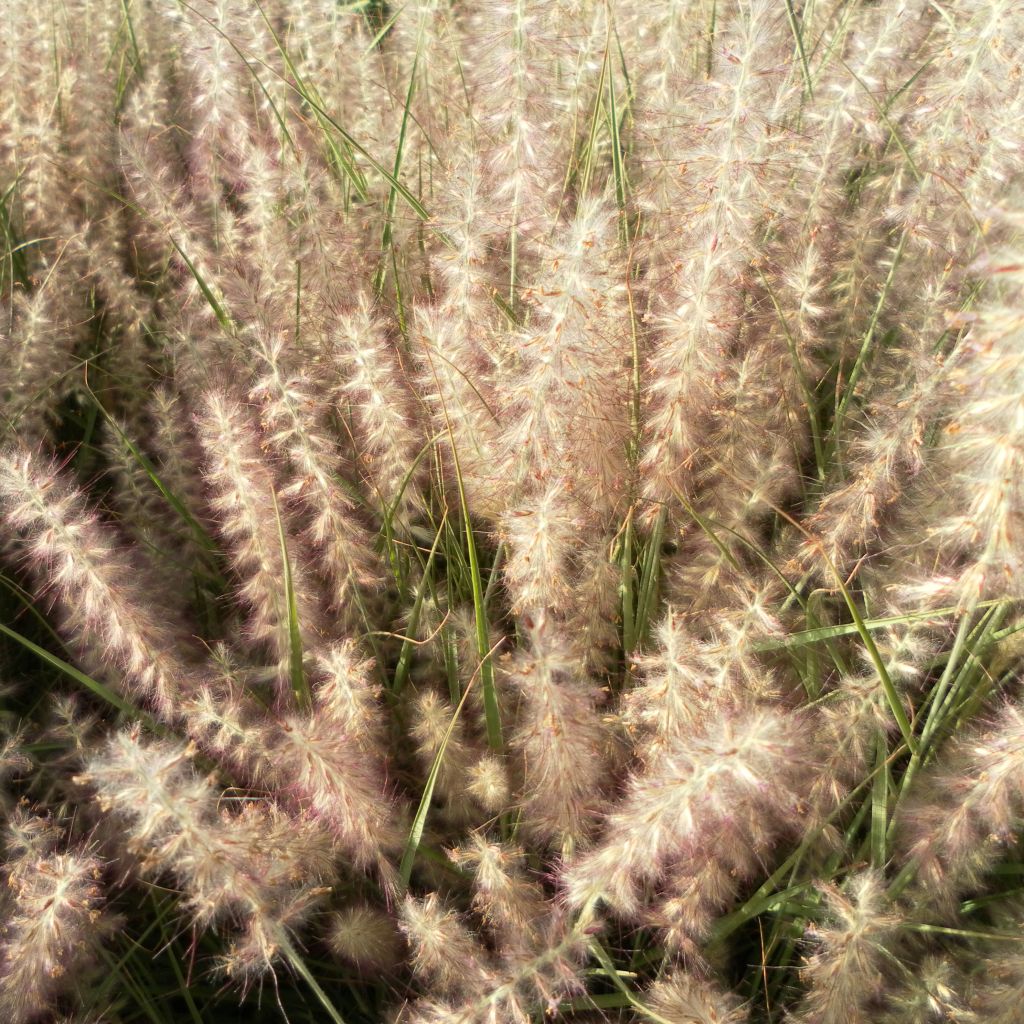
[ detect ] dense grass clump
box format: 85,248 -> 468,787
3,1 -> 1024,1021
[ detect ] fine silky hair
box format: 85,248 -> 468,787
2,1 -> 1024,1021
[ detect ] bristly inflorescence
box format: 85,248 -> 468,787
2,0 -> 1024,1021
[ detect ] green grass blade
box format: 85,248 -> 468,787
587,940 -> 674,1024
168,238 -> 233,332
271,488 -> 309,710
419,349 -> 502,751
620,511 -> 636,659
373,43 -> 418,295
784,0 -> 813,98
751,600 -> 1005,652
280,936 -> 349,1024
399,670 -> 479,888
0,621 -> 150,723
392,515 -> 448,696
869,733 -> 889,867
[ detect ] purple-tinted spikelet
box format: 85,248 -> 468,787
248,334 -> 383,606
929,227 -> 1024,608
507,620 -> 611,850
896,704 -> 1024,907
792,872 -> 900,1024
638,0 -> 798,521
0,447 -> 200,717
500,197 -> 631,515
1,284 -> 85,445
0,823 -> 108,1024
7,0 -> 1024,1015
500,480 -> 580,620
565,706 -> 811,928
461,0 -> 593,289
330,298 -> 423,522
197,388 -> 326,696
186,643 -> 399,884
400,893 -> 495,997
644,972 -> 749,1024
414,304 -> 509,522
77,728 -> 333,980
